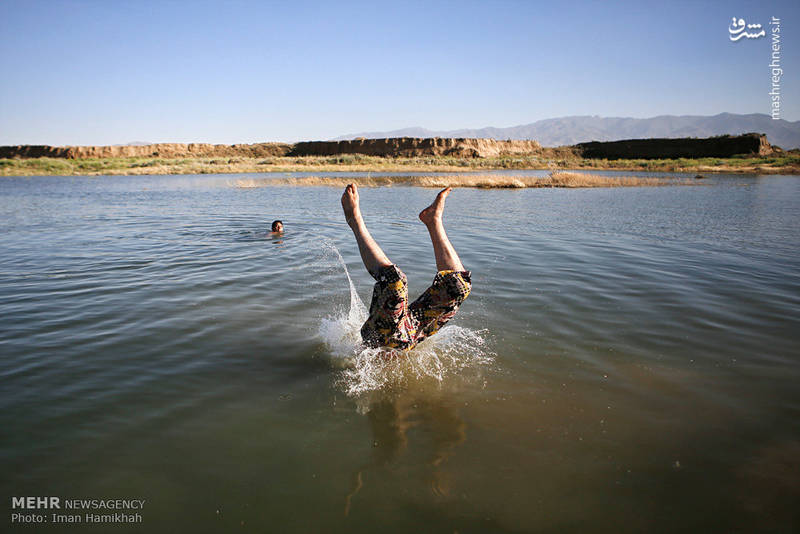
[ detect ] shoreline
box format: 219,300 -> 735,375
233,172 -> 699,189
2,154 -> 799,176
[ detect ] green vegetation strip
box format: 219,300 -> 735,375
1,154 -> 798,176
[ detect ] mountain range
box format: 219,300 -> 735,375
334,113 -> 800,150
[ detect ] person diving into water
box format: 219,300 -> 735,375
341,184 -> 471,351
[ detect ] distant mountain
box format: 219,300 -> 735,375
335,113 -> 800,149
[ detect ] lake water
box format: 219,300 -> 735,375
1,172 -> 799,532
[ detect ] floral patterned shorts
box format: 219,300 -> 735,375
361,264 -> 472,350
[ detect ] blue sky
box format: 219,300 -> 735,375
0,0 -> 797,144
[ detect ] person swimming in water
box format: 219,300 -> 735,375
341,184 -> 471,351
270,220 -> 284,235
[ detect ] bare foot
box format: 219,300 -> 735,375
419,187 -> 451,226
341,183 -> 362,226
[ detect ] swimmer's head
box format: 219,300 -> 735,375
271,220 -> 284,233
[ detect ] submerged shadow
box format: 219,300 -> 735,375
344,390 -> 467,516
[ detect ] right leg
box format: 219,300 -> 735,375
341,183 -> 392,276
410,187 -> 471,344
418,187 -> 465,272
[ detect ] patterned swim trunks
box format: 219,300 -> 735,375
361,264 -> 472,351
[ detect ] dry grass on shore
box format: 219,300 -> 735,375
233,171 -> 690,189
2,153 -> 798,176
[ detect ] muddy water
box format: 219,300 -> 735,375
1,172 -> 798,532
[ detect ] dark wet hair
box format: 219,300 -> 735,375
271,220 -> 283,231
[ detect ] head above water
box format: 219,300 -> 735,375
271,220 -> 284,233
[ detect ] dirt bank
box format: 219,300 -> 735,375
289,137 -> 542,158
574,133 -> 772,159
0,138 -> 542,160
0,143 -> 292,159
0,134 -> 773,161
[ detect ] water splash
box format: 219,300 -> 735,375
318,243 -> 368,355
317,242 -> 494,397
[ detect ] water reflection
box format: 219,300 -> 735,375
345,390 -> 466,515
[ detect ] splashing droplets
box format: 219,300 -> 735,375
317,242 -> 493,396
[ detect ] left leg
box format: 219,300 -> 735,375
342,184 -> 414,349
342,183 -> 392,277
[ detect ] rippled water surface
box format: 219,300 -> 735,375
2,172 -> 799,532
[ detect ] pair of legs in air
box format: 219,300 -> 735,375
341,184 -> 471,351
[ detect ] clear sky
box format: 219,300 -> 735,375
0,0 -> 797,145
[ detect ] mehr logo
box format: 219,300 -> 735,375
11,497 -> 146,525
728,17 -> 766,40
12,497 -> 60,509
